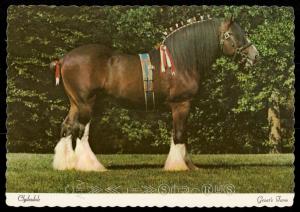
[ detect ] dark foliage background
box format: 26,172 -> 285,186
6,6 -> 294,154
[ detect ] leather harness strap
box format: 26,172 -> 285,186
139,53 -> 155,111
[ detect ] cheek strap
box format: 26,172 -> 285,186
220,31 -> 232,52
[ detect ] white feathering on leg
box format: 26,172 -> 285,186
75,123 -> 107,172
164,135 -> 199,171
164,137 -> 189,171
53,135 -> 77,170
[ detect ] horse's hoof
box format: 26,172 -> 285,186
188,164 -> 199,170
75,162 -> 107,172
79,168 -> 107,172
53,162 -> 76,171
164,167 -> 189,171
75,167 -> 108,172
164,160 -> 199,171
164,161 -> 189,171
186,160 -> 199,170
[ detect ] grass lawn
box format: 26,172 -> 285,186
6,153 -> 294,193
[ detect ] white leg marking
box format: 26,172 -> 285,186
75,123 -> 107,172
164,137 -> 189,171
53,135 -> 77,170
164,136 -> 199,171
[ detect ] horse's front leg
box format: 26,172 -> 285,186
164,100 -> 198,171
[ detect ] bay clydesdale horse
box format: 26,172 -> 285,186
50,16 -> 259,172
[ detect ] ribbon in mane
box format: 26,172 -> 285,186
159,45 -> 176,75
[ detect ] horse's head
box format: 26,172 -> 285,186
219,16 -> 259,67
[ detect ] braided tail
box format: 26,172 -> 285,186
50,60 -> 61,86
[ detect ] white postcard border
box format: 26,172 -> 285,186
6,193 -> 294,207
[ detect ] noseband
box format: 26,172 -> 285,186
220,31 -> 253,62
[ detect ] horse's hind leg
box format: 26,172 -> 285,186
73,102 -> 107,172
53,94 -> 106,171
53,105 -> 78,170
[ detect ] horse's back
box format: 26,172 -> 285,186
60,44 -> 144,105
61,44 -> 114,68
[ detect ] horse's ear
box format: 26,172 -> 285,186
230,14 -> 234,24
224,14 -> 234,30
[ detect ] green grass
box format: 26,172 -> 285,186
6,153 -> 294,193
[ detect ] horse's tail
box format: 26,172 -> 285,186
50,59 -> 61,86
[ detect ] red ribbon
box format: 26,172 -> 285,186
54,60 -> 60,86
160,45 -> 176,75
55,60 -> 60,78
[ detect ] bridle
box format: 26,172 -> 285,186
220,31 -> 253,62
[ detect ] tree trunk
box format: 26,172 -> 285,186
268,100 -> 281,153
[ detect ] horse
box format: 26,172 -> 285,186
50,16 -> 259,172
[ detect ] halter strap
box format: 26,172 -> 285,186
220,31 -> 253,61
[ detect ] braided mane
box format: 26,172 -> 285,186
163,17 -> 222,74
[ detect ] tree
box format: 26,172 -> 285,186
6,6 -> 294,153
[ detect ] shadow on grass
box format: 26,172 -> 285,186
107,163 -> 293,170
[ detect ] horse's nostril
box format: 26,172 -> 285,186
254,54 -> 260,63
